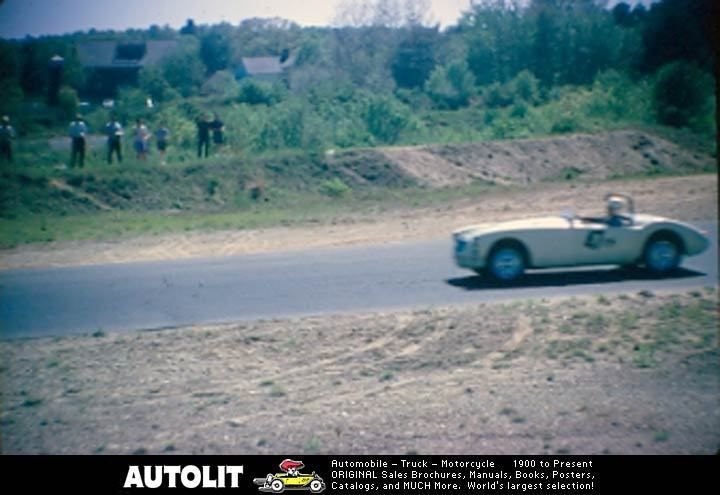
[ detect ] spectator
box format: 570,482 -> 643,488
210,113 -> 225,149
155,123 -> 170,165
69,114 -> 88,168
0,115 -> 16,163
196,114 -> 211,158
105,115 -> 124,164
133,118 -> 151,161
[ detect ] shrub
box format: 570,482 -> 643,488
139,66 -> 178,102
238,80 -> 284,106
319,178 -> 351,198
425,61 -> 476,110
364,95 -> 411,144
58,85 -> 78,119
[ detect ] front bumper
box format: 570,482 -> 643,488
453,236 -> 483,269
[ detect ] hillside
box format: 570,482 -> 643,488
1,130 -> 715,219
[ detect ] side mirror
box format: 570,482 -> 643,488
560,207 -> 575,228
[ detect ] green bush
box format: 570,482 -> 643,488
238,80 -> 284,106
425,61 -> 476,110
511,70 -> 541,105
364,95 -> 411,144
319,178 -> 351,198
58,85 -> 79,120
139,66 -> 179,103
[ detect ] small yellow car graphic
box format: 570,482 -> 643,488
253,472 -> 326,493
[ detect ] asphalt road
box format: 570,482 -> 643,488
1,222 -> 716,339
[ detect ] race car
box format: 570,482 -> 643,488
453,193 -> 710,282
253,471 -> 325,493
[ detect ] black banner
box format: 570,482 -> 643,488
0,455 -> 716,494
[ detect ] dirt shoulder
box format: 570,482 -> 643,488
0,174 -> 716,270
1,288 -> 716,454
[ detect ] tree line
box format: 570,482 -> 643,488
0,0 -> 715,149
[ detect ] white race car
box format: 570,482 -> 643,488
453,194 -> 710,282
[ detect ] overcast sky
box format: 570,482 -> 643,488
0,0 -> 476,38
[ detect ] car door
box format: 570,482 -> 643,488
574,219 -> 638,265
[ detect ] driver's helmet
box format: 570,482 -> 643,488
606,196 -> 626,216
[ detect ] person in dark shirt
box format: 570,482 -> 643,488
0,115 -> 16,163
196,114 -> 211,158
210,113 -> 225,149
155,123 -> 170,165
105,115 -> 124,164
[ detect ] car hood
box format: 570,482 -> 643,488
453,216 -> 571,238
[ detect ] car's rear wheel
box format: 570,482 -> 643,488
643,238 -> 681,273
488,245 -> 525,282
270,479 -> 285,493
309,479 -> 324,493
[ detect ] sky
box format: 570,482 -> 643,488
0,0 -> 475,39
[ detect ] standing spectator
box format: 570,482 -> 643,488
105,115 -> 124,164
196,114 -> 211,158
68,114 -> 88,168
155,123 -> 170,165
133,118 -> 151,161
210,113 -> 225,150
0,115 -> 15,163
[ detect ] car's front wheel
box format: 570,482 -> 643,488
643,238 -> 681,273
309,479 -> 324,493
487,245 -> 525,282
270,479 -> 285,493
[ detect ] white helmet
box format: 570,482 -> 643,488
607,196 -> 626,215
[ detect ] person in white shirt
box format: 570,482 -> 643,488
133,118 -> 151,161
69,114 -> 88,168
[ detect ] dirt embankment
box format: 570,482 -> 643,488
379,130 -> 713,187
2,289 -> 717,454
0,173 -> 716,270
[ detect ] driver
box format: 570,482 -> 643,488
606,196 -> 628,227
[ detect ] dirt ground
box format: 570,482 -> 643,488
1,289 -> 717,454
380,130 -> 713,187
0,174 -> 716,270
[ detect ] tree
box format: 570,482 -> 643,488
200,31 -> 231,74
160,38 -> 205,97
139,66 -> 178,102
654,61 -> 713,127
180,19 -> 197,36
531,2 -> 559,86
391,26 -> 438,89
425,60 -> 475,109
640,0 -> 715,73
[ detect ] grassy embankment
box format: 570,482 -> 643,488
0,124 -> 715,250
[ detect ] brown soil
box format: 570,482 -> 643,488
2,289 -> 716,454
380,130 -> 713,187
0,174 -> 716,270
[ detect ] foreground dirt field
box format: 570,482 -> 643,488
1,289 -> 717,454
0,174 -> 716,270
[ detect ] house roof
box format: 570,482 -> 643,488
241,57 -> 285,75
77,40 -> 178,69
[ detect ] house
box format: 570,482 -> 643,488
234,51 -> 295,83
77,40 -> 178,96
